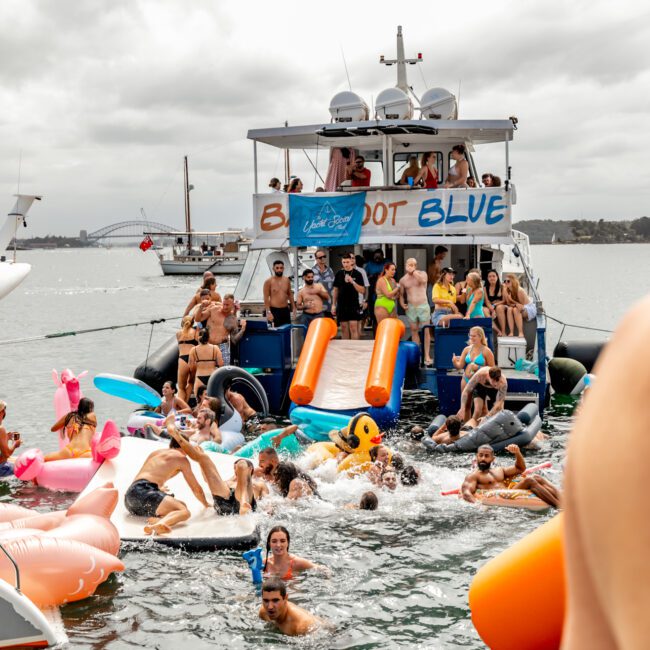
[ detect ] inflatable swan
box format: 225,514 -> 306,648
0,483 -> 124,608
14,420 -> 121,491
53,368 -> 88,419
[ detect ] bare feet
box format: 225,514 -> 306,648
239,502 -> 252,515
144,522 -> 172,536
146,516 -> 160,525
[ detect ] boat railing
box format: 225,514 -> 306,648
0,542 -> 21,592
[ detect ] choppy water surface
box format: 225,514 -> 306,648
0,245 -> 646,648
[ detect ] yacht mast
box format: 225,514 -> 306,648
183,156 -> 192,252
380,26 -> 422,94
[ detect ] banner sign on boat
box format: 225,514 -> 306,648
288,192 -> 366,247
252,188 -> 512,246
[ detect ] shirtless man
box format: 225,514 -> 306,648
184,275 -> 222,317
263,260 -> 296,328
461,444 -> 560,507
457,366 -> 508,422
187,408 -> 217,445
259,577 -> 321,636
167,416 -> 267,514
204,294 -> 246,364
124,432 -> 209,535
426,245 -> 448,287
399,258 -> 432,365
254,447 -> 280,481
296,269 -> 328,327
429,414 -> 464,445
0,400 -> 22,477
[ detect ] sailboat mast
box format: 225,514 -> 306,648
380,26 -> 422,94
184,155 -> 192,251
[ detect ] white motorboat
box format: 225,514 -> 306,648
0,194 -> 42,301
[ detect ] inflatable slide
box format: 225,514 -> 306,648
289,318 -> 418,433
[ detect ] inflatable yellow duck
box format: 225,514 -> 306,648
306,413 -> 390,474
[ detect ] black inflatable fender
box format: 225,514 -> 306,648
207,367 -> 270,429
134,335 -> 178,395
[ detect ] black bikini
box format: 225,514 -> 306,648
195,347 -> 218,386
178,338 -> 197,364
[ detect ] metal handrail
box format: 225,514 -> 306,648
0,542 -> 21,593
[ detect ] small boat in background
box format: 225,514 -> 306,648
0,194 -> 42,301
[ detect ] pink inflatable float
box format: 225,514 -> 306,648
0,483 -> 124,607
14,420 -> 121,491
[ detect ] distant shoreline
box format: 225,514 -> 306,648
515,217 -> 649,245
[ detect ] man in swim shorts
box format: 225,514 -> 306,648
263,260 -> 296,328
124,432 -> 210,535
167,417 -> 267,514
0,400 -> 22,477
457,366 -> 508,422
461,444 -> 560,507
259,577 -> 321,636
399,258 -> 432,365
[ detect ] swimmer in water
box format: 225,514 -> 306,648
259,577 -> 321,636
124,430 -> 209,535
429,415 -> 466,445
367,444 -> 391,485
167,416 -> 267,514
255,447 -> 279,481
461,444 -> 560,507
346,491 -> 379,510
263,526 -> 317,579
274,461 -> 318,500
400,465 -> 422,486
380,468 -> 398,491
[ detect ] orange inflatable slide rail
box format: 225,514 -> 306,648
469,514 -> 565,650
364,318 -> 405,407
289,317 -> 338,405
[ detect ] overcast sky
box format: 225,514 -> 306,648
1,0 -> 649,236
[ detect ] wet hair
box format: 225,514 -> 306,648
264,525 -> 291,571
477,444 -> 495,455
274,461 -> 317,498
269,177 -> 281,189
452,144 -> 466,156
369,445 -> 382,462
445,415 -> 462,437
434,245 -> 448,256
400,465 -> 421,486
359,491 -> 378,510
199,289 -> 210,297
302,268 -> 314,278
204,397 -> 222,416
65,397 -> 95,430
199,328 -> 210,344
203,277 -> 216,290
163,380 -> 177,393
259,446 -> 279,459
198,408 -> 216,425
77,398 -> 94,418
488,366 -> 502,381
262,577 -> 287,598
391,453 -> 405,472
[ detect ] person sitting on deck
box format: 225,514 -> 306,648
457,366 -> 508,423
452,326 -> 495,392
461,444 -> 560,508
48,398 -> 97,461
498,273 -> 536,338
431,268 -> 464,327
464,272 -> 486,320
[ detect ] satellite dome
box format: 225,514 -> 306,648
419,87 -> 458,120
329,91 -> 369,122
375,87 -> 413,120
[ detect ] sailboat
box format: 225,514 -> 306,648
0,194 -> 42,300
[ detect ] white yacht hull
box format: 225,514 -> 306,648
160,257 -> 246,276
0,262 -> 30,300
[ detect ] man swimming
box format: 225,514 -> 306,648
167,416 -> 267,514
429,415 -> 465,445
259,577 -> 321,636
461,444 -> 560,507
124,431 -> 210,535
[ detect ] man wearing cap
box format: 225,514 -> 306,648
0,401 -> 22,477
431,267 -> 464,327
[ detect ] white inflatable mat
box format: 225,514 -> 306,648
78,437 -> 259,551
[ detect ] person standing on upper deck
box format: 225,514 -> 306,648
427,245 -> 448,289
263,260 -> 296,328
347,155 -> 371,187
413,152 -> 439,189
443,145 -> 469,188
331,255 -> 365,340
312,249 -> 335,316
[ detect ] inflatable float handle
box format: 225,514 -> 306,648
365,318 -> 405,407
242,547 -> 264,585
440,462 -> 553,496
289,318 -> 338,405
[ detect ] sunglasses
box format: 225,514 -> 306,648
504,280 -> 511,284
316,256 -> 326,260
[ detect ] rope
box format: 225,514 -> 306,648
545,314 -> 614,335
0,315 -> 183,346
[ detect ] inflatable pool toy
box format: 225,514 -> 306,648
473,488 -> 550,512
423,404 -> 542,453
290,407 -> 350,442
469,514 -> 564,649
365,318 -> 405,406
0,483 -> 124,608
14,420 -> 121,492
53,368 -> 88,419
306,413 -> 388,474
234,428 -> 303,458
126,409 -> 166,434
207,366 -> 269,433
243,547 -> 264,584
94,373 -> 162,407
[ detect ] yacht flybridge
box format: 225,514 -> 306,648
231,28 -> 548,420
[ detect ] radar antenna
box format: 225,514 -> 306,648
379,26 -> 422,95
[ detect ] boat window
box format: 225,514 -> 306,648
393,152 -> 442,185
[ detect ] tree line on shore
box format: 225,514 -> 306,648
514,217 -> 650,244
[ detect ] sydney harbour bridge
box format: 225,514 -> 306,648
83,220 -> 178,243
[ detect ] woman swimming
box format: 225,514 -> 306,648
263,526 -> 316,580
274,462 -> 319,500
374,263 -> 400,324
176,316 -> 198,401
188,327 -> 223,396
47,397 -> 97,461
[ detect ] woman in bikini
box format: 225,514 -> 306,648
413,151 -> 439,189
155,381 -> 191,417
374,263 -> 400,324
47,397 -> 97,461
188,327 -> 223,396
484,269 -> 504,335
176,316 -> 198,400
263,526 -> 316,580
452,326 -> 495,386
443,144 -> 469,188
464,272 -> 485,320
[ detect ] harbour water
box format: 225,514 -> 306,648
1,244 -> 648,648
